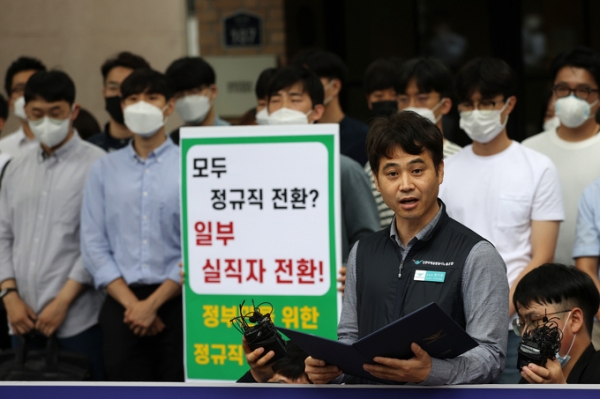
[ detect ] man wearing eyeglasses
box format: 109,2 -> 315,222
512,263 -> 600,384
439,57 -> 564,383
523,47 -> 600,269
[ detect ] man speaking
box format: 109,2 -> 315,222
306,111 -> 509,385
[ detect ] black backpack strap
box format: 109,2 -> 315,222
0,159 -> 11,191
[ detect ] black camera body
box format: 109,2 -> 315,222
232,301 -> 287,365
516,314 -> 562,370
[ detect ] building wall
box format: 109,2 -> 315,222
195,0 -> 285,60
0,0 -> 187,137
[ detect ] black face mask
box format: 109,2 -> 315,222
105,96 -> 124,124
370,100 -> 399,119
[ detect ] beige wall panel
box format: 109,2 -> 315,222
0,0 -> 187,136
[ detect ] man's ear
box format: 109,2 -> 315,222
365,94 -> 373,110
372,169 -> 381,193
570,308 -> 585,335
164,98 -> 175,117
209,84 -> 218,101
330,79 -> 342,97
70,104 -> 81,122
505,96 -> 517,115
310,104 -> 325,122
437,159 -> 444,184
439,97 -> 453,116
0,117 -> 5,133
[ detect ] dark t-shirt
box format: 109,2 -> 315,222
339,116 -> 369,166
87,123 -> 131,152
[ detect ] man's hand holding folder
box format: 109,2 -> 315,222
280,303 -> 478,384
306,342 -> 431,383
362,342 -> 432,383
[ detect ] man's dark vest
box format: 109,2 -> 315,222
356,204 -> 485,339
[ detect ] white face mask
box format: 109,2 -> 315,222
554,95 -> 598,128
459,100 -> 511,144
255,107 -> 269,125
543,115 -> 561,132
28,115 -> 71,148
175,94 -> 211,123
403,100 -> 445,124
266,108 -> 312,125
124,101 -> 167,137
13,96 -> 27,120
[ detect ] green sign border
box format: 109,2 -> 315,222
181,134 -> 338,381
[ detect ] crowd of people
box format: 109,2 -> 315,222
0,45 -> 599,385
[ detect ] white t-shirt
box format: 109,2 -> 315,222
523,128 -> 600,265
439,141 -> 564,288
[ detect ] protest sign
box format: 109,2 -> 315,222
180,124 -> 341,381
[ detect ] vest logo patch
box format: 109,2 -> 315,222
414,270 -> 446,283
412,259 -> 454,266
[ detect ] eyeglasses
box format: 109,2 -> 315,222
457,99 -> 505,115
512,309 -> 572,337
552,84 -> 599,100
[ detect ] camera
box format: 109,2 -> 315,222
516,312 -> 562,370
231,300 -> 287,364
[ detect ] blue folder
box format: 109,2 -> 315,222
277,302 -> 478,383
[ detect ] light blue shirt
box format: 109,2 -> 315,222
81,137 -> 181,289
214,115 -> 230,126
574,178 -> 600,274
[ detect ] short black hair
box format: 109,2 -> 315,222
100,51 -> 150,82
367,111 -> 444,175
454,57 -> 517,103
165,57 -> 215,94
364,57 -> 403,95
0,94 -> 7,120
120,69 -> 172,101
4,56 -> 46,96
513,263 -> 600,336
550,46 -> 600,87
292,49 -> 348,85
255,67 -> 278,99
267,65 -> 324,107
24,70 -> 75,105
396,57 -> 453,98
271,341 -> 309,382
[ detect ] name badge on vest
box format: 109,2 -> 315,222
414,270 -> 446,283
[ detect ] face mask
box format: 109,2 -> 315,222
105,96 -> 124,124
266,108 -> 312,125
543,115 -> 560,132
556,311 -> 576,368
175,95 -> 211,123
323,80 -> 335,106
371,100 -> 398,118
124,101 -> 166,137
28,115 -> 71,148
403,100 -> 445,124
255,108 -> 269,125
459,100 -> 511,144
554,95 -> 598,128
13,96 -> 27,120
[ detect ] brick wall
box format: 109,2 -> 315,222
196,0 -> 285,62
